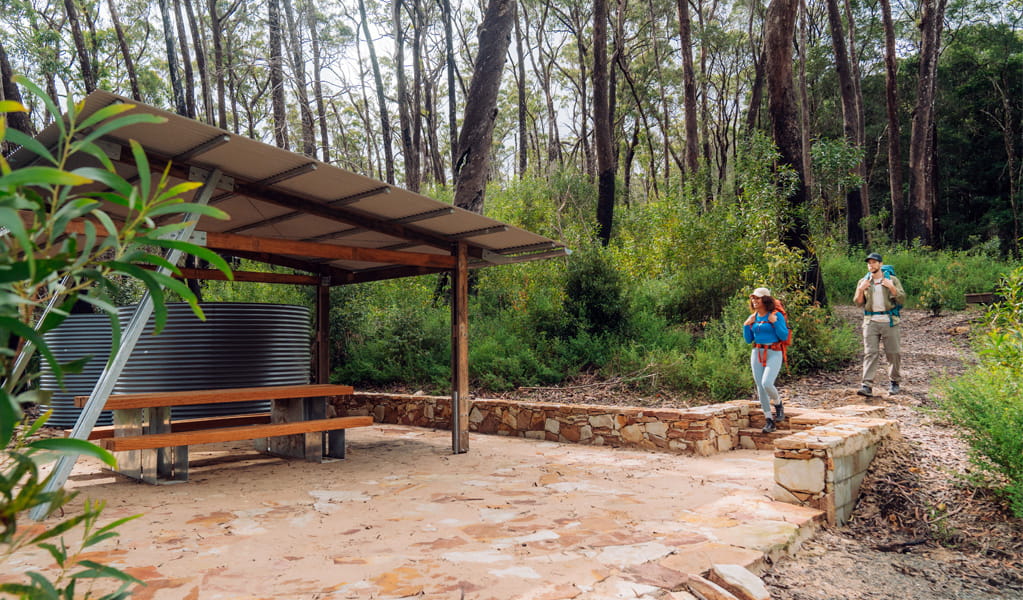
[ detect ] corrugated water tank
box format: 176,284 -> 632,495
40,303 -> 311,427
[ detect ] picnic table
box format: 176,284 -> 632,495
73,384 -> 370,483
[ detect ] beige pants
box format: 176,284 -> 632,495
862,319 -> 901,386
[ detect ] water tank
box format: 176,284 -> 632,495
41,303 -> 312,427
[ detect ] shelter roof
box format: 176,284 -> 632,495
10,91 -> 567,284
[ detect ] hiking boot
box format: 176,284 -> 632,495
856,385 -> 873,397
762,418 -> 777,433
773,404 -> 785,422
889,383 -> 900,395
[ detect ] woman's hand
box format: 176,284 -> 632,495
768,312 -> 777,323
744,314 -> 756,326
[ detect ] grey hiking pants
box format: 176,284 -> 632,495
862,319 -> 901,386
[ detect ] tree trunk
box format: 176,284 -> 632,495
515,2 -> 527,178
594,0 -> 614,245
764,0 -> 826,305
844,0 -> 869,230
824,0 -> 864,246
798,0 -> 813,203
0,40 -> 33,142
412,0 -> 424,188
283,0 -> 315,157
359,0 -> 395,183
306,0 -> 330,162
907,0 -> 946,245
442,0 -> 459,180
676,0 -> 700,178
184,0 -> 212,123
173,0 -> 197,118
453,0 -> 516,214
108,0 -> 141,101
394,0 -> 418,189
879,0 -> 904,241
208,0 -> 241,129
63,0 -> 96,93
158,0 -> 188,115
268,0 -> 290,149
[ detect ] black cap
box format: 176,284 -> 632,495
865,252 -> 883,262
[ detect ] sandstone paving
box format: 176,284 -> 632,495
8,424 -> 825,599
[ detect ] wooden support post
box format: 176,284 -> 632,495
451,242 -> 470,453
316,279 -> 345,458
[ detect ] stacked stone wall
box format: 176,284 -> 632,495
333,392 -> 754,456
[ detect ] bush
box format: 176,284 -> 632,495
822,247 -> 1014,310
936,266 -> 1023,517
1,79 -> 227,597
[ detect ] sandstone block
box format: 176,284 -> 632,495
775,456 -> 826,493
589,414 -> 615,430
708,564 -> 771,600
545,418 -> 560,434
621,424 -> 644,443
687,573 -> 740,600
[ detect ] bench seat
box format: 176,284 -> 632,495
98,416 -> 373,452
68,413 -> 273,440
74,384 -> 354,410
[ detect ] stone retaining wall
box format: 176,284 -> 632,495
772,417 -> 900,524
332,392 -> 899,524
333,392 -> 753,456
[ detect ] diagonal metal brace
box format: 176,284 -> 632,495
31,168 -> 223,520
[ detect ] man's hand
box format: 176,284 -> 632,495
856,278 -> 871,293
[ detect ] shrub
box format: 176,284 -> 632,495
936,266 -> 1023,517
1,79 -> 227,597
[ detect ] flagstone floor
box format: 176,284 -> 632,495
9,424 -> 822,599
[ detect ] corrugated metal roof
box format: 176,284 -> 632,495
11,91 -> 567,284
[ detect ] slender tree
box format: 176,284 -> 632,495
305,0 -> 330,162
594,0 -> 614,244
283,0 -> 316,156
107,0 -> 141,101
183,0 -> 213,123
676,0 -> 699,178
268,0 -> 290,149
172,0 -> 197,118
453,0 -> 516,213
907,0 -> 948,245
763,0 -> 826,304
62,0 -> 96,93
824,0 -> 864,245
358,0 -> 395,183
879,0 -> 904,241
158,0 -> 188,115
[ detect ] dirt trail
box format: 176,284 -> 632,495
763,305 -> 1023,600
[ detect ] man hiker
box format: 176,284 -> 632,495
853,252 -> 906,396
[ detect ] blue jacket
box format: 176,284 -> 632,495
743,312 -> 789,345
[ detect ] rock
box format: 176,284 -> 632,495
708,564 -> 771,600
687,573 -> 740,600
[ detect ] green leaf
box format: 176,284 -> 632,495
152,181 -> 203,204
0,390 -> 20,448
0,166 -> 92,188
0,99 -> 25,113
146,239 -> 233,278
3,127 -> 57,165
29,438 -> 118,467
74,560 -> 144,584
0,205 -> 34,260
72,167 -> 134,197
14,76 -> 64,138
129,140 -> 151,206
77,103 -> 138,131
146,202 -> 230,220
0,317 -> 60,383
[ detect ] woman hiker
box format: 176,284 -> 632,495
743,287 -> 789,433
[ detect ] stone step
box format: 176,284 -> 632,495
738,427 -> 793,450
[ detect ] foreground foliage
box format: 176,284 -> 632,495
1,80 -> 229,597
937,266 -> 1023,517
